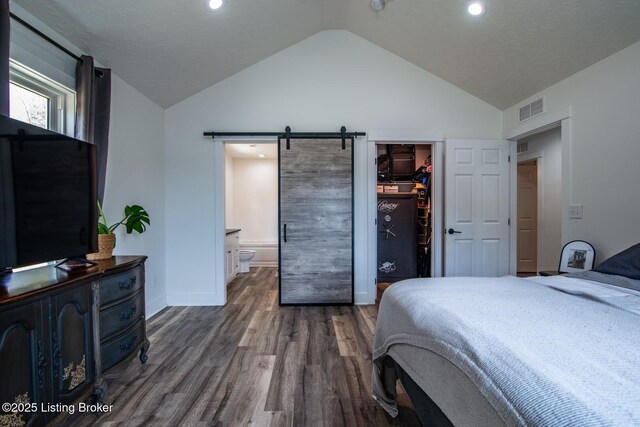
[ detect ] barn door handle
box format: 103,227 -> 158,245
283,224 -> 287,242
447,228 -> 462,235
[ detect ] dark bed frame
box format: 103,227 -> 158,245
387,356 -> 454,427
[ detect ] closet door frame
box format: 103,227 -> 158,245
367,133 -> 445,304
278,136 -> 354,306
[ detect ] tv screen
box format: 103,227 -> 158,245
0,115 -> 98,269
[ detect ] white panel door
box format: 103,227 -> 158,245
445,139 -> 511,277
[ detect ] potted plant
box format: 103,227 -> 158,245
87,202 -> 151,261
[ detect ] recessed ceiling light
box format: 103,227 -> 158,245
258,154 -> 265,158
467,2 -> 485,16
370,0 -> 385,12
207,0 -> 223,10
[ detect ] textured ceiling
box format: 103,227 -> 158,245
13,0 -> 640,109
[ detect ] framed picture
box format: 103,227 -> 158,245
559,240 -> 596,273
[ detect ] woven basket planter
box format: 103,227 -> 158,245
87,233 -> 116,261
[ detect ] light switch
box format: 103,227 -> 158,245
569,204 -> 583,219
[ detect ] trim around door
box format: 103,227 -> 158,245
367,135 -> 444,305
506,107 -> 573,252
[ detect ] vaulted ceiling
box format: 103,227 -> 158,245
13,0 -> 640,110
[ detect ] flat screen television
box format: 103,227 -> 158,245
0,114 -> 98,270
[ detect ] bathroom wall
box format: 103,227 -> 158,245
224,152 -> 235,228
230,157 -> 278,266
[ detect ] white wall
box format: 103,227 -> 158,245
231,157 -> 278,243
224,152 -> 234,228
230,157 -> 279,266
105,75 -> 167,318
165,30 -> 502,305
504,40 -> 640,264
9,4 -> 167,317
518,128 -> 562,270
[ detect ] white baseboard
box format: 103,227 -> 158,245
166,292 -> 223,306
145,294 -> 168,319
355,291 -> 374,305
240,241 -> 278,267
251,261 -> 278,267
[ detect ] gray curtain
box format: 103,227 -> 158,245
1,0 -> 9,116
75,55 -> 111,204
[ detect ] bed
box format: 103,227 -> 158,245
372,243 -> 640,426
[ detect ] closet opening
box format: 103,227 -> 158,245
376,143 -> 434,298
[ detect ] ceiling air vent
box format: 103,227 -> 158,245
518,97 -> 545,122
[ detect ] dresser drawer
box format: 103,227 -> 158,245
100,265 -> 144,306
100,291 -> 145,342
101,319 -> 145,372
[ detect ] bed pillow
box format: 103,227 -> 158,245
595,242 -> 640,280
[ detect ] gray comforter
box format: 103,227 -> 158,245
372,274 -> 640,426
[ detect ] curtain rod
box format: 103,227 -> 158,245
9,12 -> 82,63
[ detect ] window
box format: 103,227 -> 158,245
8,59 -> 76,136
9,83 -> 48,129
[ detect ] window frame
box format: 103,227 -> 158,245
9,59 -> 76,136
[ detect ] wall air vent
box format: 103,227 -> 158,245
518,97 -> 545,122
517,142 -> 528,154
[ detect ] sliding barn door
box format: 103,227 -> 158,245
279,138 -> 353,305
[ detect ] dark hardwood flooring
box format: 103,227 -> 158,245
67,267 -> 419,426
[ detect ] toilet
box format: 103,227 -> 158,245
239,250 -> 256,273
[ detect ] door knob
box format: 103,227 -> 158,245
447,228 -> 462,235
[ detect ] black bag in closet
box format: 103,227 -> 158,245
389,145 -> 415,181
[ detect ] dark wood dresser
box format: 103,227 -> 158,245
96,258 -> 149,374
0,256 -> 148,426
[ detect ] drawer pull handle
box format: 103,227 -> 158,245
120,306 -> 138,321
118,277 -> 137,290
120,335 -> 138,352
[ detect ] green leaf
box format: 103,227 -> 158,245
98,223 -> 110,235
102,203 -> 150,235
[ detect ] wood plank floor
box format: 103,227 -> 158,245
67,267 -> 419,426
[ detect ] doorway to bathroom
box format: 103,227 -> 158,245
223,141 -> 279,284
